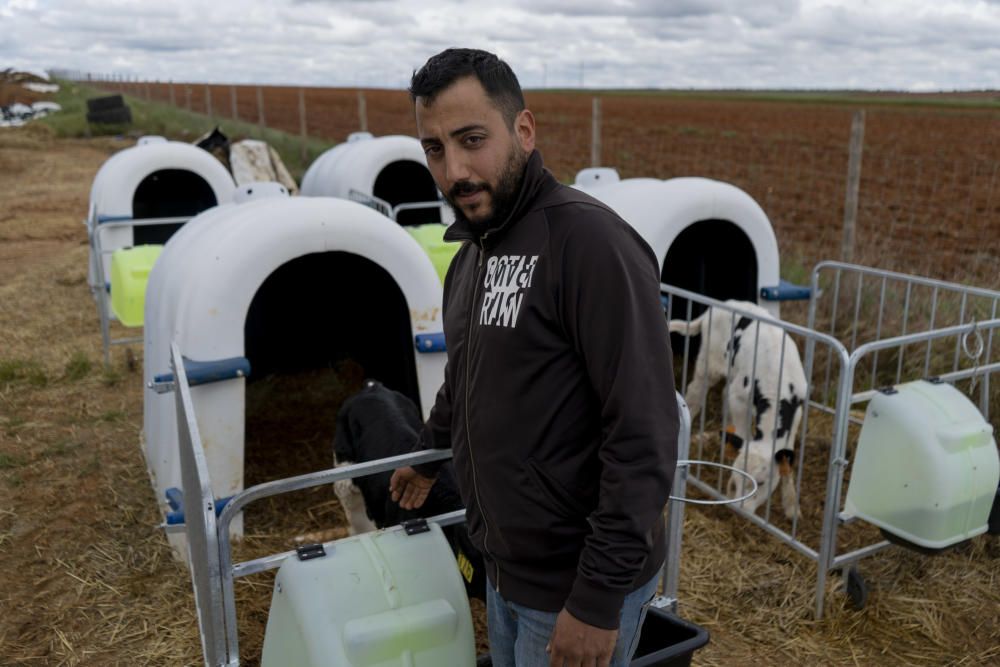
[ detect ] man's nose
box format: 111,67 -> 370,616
444,150 -> 471,185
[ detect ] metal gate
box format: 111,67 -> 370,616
169,342 -> 695,665
662,260 -> 1000,618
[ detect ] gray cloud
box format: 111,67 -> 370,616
517,0 -> 801,25
1,0 -> 998,90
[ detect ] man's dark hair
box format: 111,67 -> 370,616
409,48 -> 525,127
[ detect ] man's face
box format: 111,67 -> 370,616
415,76 -> 535,232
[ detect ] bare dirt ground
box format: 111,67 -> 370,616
2,124 -> 999,666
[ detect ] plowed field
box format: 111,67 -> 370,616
118,81 -> 1000,283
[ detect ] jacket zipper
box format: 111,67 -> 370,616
465,238 -> 500,594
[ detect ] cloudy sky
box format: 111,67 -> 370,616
2,0 -> 999,91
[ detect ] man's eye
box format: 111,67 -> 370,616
424,145 -> 442,157
464,135 -> 483,146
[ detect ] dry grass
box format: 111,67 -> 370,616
2,125 -> 1000,667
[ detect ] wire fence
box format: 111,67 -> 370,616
63,72 -> 1000,287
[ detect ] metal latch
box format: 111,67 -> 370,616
295,543 -> 327,561
401,518 -> 430,535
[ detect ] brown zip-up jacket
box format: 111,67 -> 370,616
415,150 -> 678,630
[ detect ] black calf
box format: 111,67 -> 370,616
333,380 -> 486,600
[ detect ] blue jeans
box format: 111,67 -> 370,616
486,573 -> 660,667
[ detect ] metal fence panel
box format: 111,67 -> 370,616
172,342 -> 228,666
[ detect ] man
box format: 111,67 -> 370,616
390,48 -> 678,667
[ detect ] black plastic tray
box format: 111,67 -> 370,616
631,606 -> 709,667
476,606 -> 709,666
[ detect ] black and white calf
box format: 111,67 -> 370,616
332,380 -> 485,599
669,300 -> 806,519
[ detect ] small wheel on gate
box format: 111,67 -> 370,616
843,566 -> 868,611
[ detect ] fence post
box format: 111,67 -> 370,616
841,110 -> 866,264
591,97 -> 602,167
299,87 -> 308,163
185,85 -> 192,112
205,84 -> 213,118
357,90 -> 368,132
169,81 -> 176,106
256,85 -> 266,129
230,85 -> 238,120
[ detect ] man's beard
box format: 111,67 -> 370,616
446,145 -> 528,235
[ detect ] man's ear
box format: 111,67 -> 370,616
515,108 -> 536,153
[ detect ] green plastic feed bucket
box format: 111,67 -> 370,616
261,522 -> 475,666
845,379 -> 999,551
407,223 -> 460,284
110,244 -> 163,327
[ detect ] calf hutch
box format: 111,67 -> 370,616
143,190 -> 446,555
573,169 -> 1000,618
87,137 -> 237,360
574,168 -> 802,321
300,133 -> 450,227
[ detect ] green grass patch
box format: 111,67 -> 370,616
4,416 -> 27,432
43,80 -> 335,181
101,366 -> 123,387
64,350 -> 93,382
78,452 -> 102,477
43,441 -> 83,457
780,256 -> 813,287
0,358 -> 48,388
98,410 -> 127,423
0,453 -> 27,469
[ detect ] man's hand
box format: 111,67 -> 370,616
546,608 -> 618,667
389,466 -> 436,510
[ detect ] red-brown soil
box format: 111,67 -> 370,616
106,81 -> 1000,284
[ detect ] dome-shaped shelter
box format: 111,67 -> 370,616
87,138 -> 236,288
142,195 -> 446,554
86,138 -> 237,361
301,134 -> 449,227
575,173 -> 784,320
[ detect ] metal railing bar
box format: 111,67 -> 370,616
924,286 -> 940,377
686,477 -> 819,561
659,284 -> 847,349
218,450 -> 455,533
952,292 -> 969,374
830,541 -> 893,570
230,509 -> 468,579
738,319 -> 762,510
813,261 -> 1000,301
110,336 -> 144,345
680,299 -> 692,396
871,275 -> 888,391
850,318 -> 1000,363
762,330 -> 788,525
896,281 -> 913,385
824,268 -> 842,403
850,360 -> 1000,405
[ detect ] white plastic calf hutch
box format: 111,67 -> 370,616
87,137 -> 236,361
143,192 -> 446,555
573,169 -> 804,320
300,134 -> 451,226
